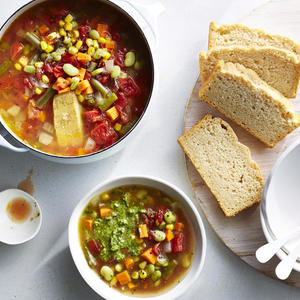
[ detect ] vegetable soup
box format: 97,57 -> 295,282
79,185 -> 194,295
0,0 -> 153,156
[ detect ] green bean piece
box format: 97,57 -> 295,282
0,60 -> 11,76
91,78 -> 108,96
63,63 -> 79,76
162,259 -> 178,280
36,84 -> 55,109
124,51 -> 135,67
98,93 -> 118,112
119,117 -> 138,135
111,65 -> 121,79
25,32 -> 41,48
24,65 -> 36,74
87,61 -> 97,73
89,29 -> 100,40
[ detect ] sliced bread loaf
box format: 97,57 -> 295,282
198,61 -> 300,147
208,22 -> 300,56
178,114 -> 264,217
199,46 -> 300,98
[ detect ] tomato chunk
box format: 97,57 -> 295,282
91,121 -> 118,147
172,232 -> 183,253
152,243 -> 161,256
118,77 -> 140,98
114,48 -> 128,68
84,110 -> 105,123
87,240 -> 101,256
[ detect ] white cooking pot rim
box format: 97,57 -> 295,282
0,0 -> 155,160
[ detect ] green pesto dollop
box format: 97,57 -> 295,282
93,191 -> 141,262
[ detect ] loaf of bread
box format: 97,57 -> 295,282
198,61 -> 300,147
200,46 -> 300,98
208,22 -> 300,56
178,114 -> 264,217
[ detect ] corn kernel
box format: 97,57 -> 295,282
78,94 -> 84,102
72,21 -> 78,29
88,46 -> 95,56
46,45 -> 54,53
75,89 -> 81,95
34,61 -> 44,68
18,56 -> 29,67
114,123 -> 122,131
93,40 -> 99,48
68,46 -> 78,55
41,75 -> 49,84
73,30 -> 79,38
63,36 -> 71,44
166,224 -> 174,230
71,37 -> 76,43
59,20 -> 65,27
98,37 -> 106,44
14,63 -> 22,71
64,22 -> 73,31
35,88 -> 42,95
75,40 -> 83,49
47,32 -> 58,41
65,14 -> 73,23
40,41 -> 48,51
59,28 -> 66,36
86,38 -> 93,47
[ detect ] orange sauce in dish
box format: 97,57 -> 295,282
6,197 -> 32,224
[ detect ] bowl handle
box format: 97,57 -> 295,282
111,0 -> 165,49
0,124 -> 28,153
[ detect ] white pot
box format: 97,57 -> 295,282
0,0 -> 164,164
69,175 -> 207,300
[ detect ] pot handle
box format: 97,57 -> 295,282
112,0 -> 165,49
0,124 -> 28,153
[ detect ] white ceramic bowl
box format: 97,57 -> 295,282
69,175 -> 206,300
0,0 -> 162,164
261,140 -> 300,272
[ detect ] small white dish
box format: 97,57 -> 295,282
69,175 -> 206,300
0,189 -> 42,245
261,140 -> 300,272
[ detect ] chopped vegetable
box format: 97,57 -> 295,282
63,63 -> 79,76
124,257 -> 134,270
25,32 -> 40,48
141,248 -> 157,264
83,219 -> 93,231
90,78 -> 108,96
106,106 -> 119,121
35,84 -> 55,109
77,52 -> 91,63
100,207 -> 112,217
124,51 -> 135,67
116,270 -> 131,285
101,266 -> 114,281
165,229 -> 174,242
98,93 -> 118,112
175,222 -> 184,232
7,105 -> 20,117
138,224 -> 148,238
39,132 -> 53,145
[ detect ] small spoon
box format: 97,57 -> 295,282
275,241 -> 300,280
0,189 -> 42,245
256,226 -> 300,263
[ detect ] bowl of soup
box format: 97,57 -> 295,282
0,0 -> 157,163
68,176 -> 206,299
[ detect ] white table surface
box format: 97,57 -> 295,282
1,0 -> 300,299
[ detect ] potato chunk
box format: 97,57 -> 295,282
53,92 -> 83,148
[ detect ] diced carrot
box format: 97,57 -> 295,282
141,248 -> 157,264
128,282 -> 137,290
100,207 -> 112,217
38,111 -> 46,122
78,147 -> 85,156
77,79 -> 90,92
105,40 -> 115,49
116,270 -> 131,285
77,68 -> 86,81
39,24 -> 49,35
124,257 -> 134,270
58,87 -> 71,94
53,77 -> 70,90
83,219 -> 93,231
175,222 -> 184,232
165,229 -> 174,242
138,224 -> 148,238
77,52 -> 91,63
82,85 -> 94,95
106,106 -> 119,121
97,23 -> 109,35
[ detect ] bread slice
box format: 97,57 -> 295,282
198,61 -> 300,147
208,22 -> 300,56
200,46 -> 300,98
178,114 -> 264,217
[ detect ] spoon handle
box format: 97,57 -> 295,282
256,228 -> 300,263
275,241 -> 300,280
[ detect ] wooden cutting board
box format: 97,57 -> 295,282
184,0 -> 300,287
